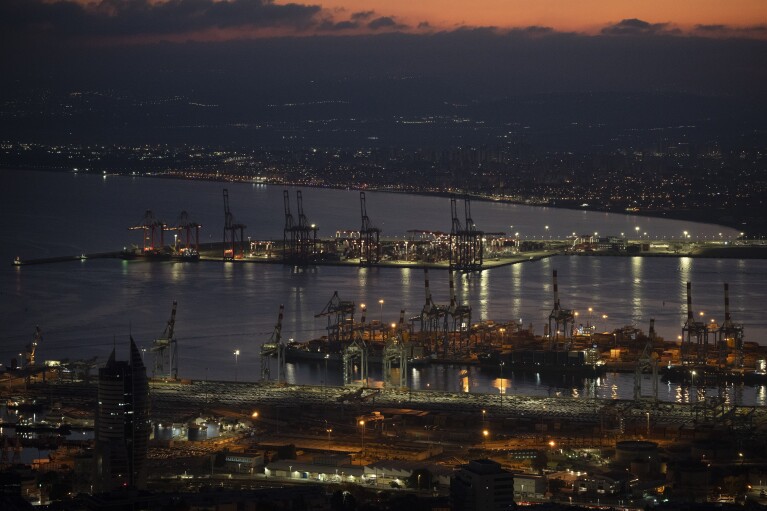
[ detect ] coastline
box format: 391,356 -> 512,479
4,166 -> 759,237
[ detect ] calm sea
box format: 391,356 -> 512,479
2,169 -> 766,404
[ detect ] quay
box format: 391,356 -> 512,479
11,238 -> 767,268
10,378 -> 767,429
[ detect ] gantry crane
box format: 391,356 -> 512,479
296,190 -> 317,262
223,189 -> 246,260
168,210 -> 201,257
315,291 -> 356,347
152,301 -> 178,379
548,270 -> 575,348
283,190 -> 318,264
419,268 -> 448,356
634,319 -> 659,402
382,334 -> 408,389
681,282 -> 708,365
24,326 -> 42,367
446,270 -> 472,356
719,283 -> 744,368
129,210 -> 166,253
260,304 -> 286,383
347,301 -> 370,385
449,196 -> 484,271
359,191 -> 381,265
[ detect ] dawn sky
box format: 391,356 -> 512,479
2,0 -> 766,121
312,0 -> 767,34
2,0 -> 765,42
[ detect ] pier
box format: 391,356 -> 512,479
11,238 -> 767,268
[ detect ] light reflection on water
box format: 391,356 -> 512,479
4,255 -> 766,405
3,170 -> 767,406
276,360 -> 766,406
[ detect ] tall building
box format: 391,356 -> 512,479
93,338 -> 150,492
450,459 -> 515,511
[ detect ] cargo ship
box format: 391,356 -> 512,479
477,347 -> 605,376
284,338 -> 431,366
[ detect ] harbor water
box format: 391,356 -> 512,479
2,169 -> 766,405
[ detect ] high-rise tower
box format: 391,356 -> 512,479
93,338 -> 150,492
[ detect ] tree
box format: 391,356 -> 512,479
330,490 -> 357,511
531,451 -> 548,473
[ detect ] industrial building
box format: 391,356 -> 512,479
450,459 -> 515,511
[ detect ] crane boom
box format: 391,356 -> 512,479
163,301 -> 177,340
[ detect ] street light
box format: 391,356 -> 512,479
324,353 -> 330,396
378,299 -> 384,324
499,362 -> 505,407
691,370 -> 697,402
359,420 -> 366,456
234,349 -> 240,382
482,429 -> 489,448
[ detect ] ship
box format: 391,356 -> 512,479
477,347 -> 605,376
120,246 -> 171,261
284,338 -> 430,366
660,363 -> 767,385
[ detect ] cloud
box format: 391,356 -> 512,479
695,24 -> 728,32
694,23 -> 767,36
601,18 -> 677,36
368,16 -> 405,31
317,19 -> 358,31
351,11 -> 375,22
518,25 -> 554,35
0,0 -> 323,37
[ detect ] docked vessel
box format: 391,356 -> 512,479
284,338 -> 430,366
477,347 -> 605,376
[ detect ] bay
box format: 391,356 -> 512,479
2,169 -> 765,405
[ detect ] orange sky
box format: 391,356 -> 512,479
307,0 -> 767,32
